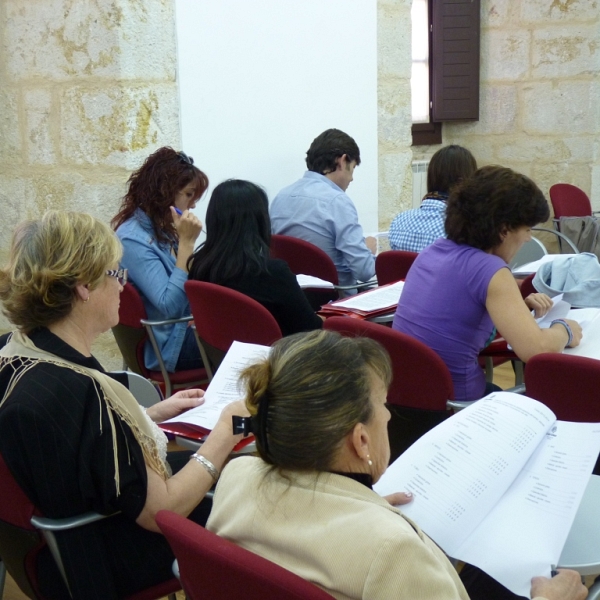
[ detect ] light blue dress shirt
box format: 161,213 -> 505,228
388,198 -> 447,253
270,171 -> 375,288
116,209 -> 191,372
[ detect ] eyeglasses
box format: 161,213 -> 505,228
177,151 -> 194,166
106,268 -> 128,286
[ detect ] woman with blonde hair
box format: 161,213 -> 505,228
207,330 -> 585,600
0,211 -> 246,599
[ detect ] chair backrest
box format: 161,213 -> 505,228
549,183 -> 592,219
323,317 -> 454,410
509,237 -> 547,270
185,281 -> 282,375
156,510 -> 333,600
0,453 -> 43,599
518,273 -> 537,299
270,235 -> 339,285
112,283 -> 148,377
375,250 -> 418,286
110,371 -> 163,407
525,354 -> 600,422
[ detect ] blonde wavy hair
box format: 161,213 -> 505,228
241,330 -> 392,471
0,211 -> 122,331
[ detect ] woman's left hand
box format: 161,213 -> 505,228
384,491 -> 413,506
145,389 -> 205,423
524,292 -> 554,318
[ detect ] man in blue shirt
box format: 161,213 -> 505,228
270,129 -> 376,291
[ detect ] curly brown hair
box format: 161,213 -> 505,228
445,165 -> 550,251
111,147 -> 209,246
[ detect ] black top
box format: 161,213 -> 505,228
0,329 -> 175,599
214,258 -> 323,336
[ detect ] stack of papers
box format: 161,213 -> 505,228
319,281 -> 405,319
296,274 -> 335,289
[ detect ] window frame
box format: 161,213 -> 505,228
411,0 -> 480,146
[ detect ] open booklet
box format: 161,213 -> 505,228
159,341 -> 270,446
318,280 -> 405,319
374,392 -> 600,597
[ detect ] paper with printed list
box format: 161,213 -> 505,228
331,280 -> 405,312
161,341 -> 270,431
374,392 -> 600,597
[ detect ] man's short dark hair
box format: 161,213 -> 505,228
305,129 -> 361,175
445,165 -> 550,251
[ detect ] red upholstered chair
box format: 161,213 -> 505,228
184,281 -> 282,380
0,453 -> 179,600
156,510 -> 333,600
549,183 -> 593,220
525,353 -> 600,423
112,283 -> 207,397
375,250 -> 418,286
270,235 -> 374,307
525,353 -> 600,474
518,273 -> 537,299
323,317 -> 454,461
270,234 -> 339,285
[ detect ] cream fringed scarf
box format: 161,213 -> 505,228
0,331 -> 170,494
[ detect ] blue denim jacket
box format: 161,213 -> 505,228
116,209 -> 190,372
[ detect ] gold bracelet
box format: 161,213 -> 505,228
189,453 -> 219,482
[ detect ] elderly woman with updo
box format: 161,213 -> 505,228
0,211 -> 246,599
207,330 -> 586,600
112,147 -> 208,373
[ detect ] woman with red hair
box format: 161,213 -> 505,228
112,147 -> 208,372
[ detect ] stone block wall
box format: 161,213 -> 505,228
0,0 -> 415,366
4,0 -> 594,363
0,0 -> 182,367
413,0 -> 600,219
377,0 -> 414,230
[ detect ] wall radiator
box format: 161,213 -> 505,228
412,160 -> 429,209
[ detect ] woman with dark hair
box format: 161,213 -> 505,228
393,166 -> 582,402
187,179 -> 322,336
207,330 -> 584,600
389,144 -> 477,252
112,147 -> 209,372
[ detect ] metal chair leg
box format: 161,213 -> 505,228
0,560 -> 6,599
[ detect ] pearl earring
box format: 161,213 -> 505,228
366,454 -> 373,467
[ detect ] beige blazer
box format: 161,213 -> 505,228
208,456 -> 471,600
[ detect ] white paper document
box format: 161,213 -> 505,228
512,254 -> 564,275
162,341 -> 270,430
535,294 -> 570,327
296,274 -> 335,289
374,392 -> 600,597
564,307 -> 600,359
332,280 -> 405,311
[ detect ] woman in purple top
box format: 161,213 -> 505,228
393,166 -> 583,402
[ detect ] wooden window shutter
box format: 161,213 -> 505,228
431,0 -> 480,121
